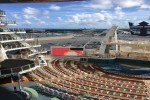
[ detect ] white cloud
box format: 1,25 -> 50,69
66,13 -> 105,24
23,7 -> 39,15
45,16 -> 50,19
140,4 -> 150,9
15,0 -> 149,29
43,10 -> 49,15
49,5 -> 61,11
87,0 -> 149,9
114,0 -> 143,8
39,20 -> 46,24
25,20 -> 32,24
118,9 -> 150,26
65,8 -> 128,28
88,0 -> 113,9
133,16 -> 138,20
101,11 -> 114,20
57,17 -> 63,21
23,14 -> 39,21
23,7 -> 42,23
106,20 -> 112,26
22,7 -> 50,26
23,14 -> 32,19
115,7 -> 125,19
12,14 -> 21,19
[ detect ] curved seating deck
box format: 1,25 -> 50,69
28,58 -> 149,100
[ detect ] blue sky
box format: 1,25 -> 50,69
0,0 -> 150,29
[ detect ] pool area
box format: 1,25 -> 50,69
101,64 -> 150,76
80,57 -> 150,76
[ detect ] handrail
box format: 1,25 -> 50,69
0,38 -> 24,42
2,28 -> 26,33
4,43 -> 41,50
0,11 -> 5,16
0,62 -> 37,77
0,20 -> 16,25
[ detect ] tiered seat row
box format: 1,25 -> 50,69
28,58 -> 149,100
33,82 -> 77,100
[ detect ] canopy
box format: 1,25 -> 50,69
51,97 -> 60,100
23,87 -> 38,99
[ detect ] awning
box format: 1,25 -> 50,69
23,87 -> 38,99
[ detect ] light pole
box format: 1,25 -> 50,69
17,73 -> 22,91
114,28 -> 119,56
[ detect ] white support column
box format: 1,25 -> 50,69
0,42 -> 8,61
18,73 -> 22,91
114,28 -> 119,54
99,25 -> 118,55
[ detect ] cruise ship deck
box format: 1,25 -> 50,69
0,4 -> 150,99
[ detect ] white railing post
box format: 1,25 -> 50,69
10,68 -> 14,83
29,64 -> 31,69
21,66 -> 24,72
17,73 -> 22,91
11,68 -> 13,74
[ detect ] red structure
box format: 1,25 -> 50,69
51,46 -> 83,56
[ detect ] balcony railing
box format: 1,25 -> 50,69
0,63 -> 37,77
13,35 -> 33,40
2,28 -> 26,33
0,36 -> 33,42
0,20 -> 16,25
0,11 -> 5,16
0,37 -> 24,42
3,43 -> 41,50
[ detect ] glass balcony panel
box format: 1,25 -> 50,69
12,67 -> 22,73
0,11 -> 5,16
0,20 -> 16,25
22,65 -> 30,70
1,69 -> 11,75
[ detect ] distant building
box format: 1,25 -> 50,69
129,21 -> 150,36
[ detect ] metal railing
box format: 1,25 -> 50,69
0,11 -> 5,16
0,37 -> 24,41
4,43 -> 41,50
2,28 -> 26,33
0,63 -> 37,77
11,33 -> 38,53
0,20 -> 16,25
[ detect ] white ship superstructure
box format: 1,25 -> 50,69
0,10 -> 42,61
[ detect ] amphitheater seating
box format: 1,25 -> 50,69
32,83 -> 77,100
28,58 -> 149,100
